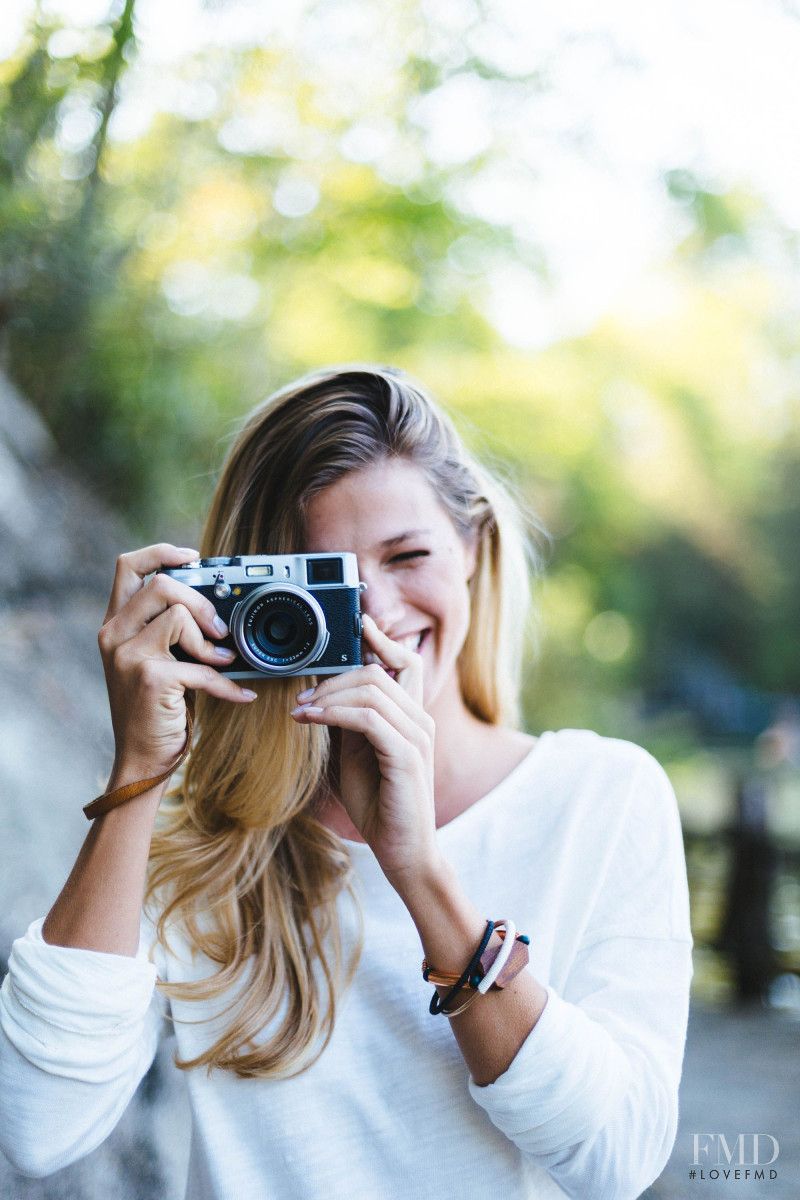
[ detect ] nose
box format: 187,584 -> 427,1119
359,570 -> 405,634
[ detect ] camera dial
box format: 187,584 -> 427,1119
213,573 -> 232,599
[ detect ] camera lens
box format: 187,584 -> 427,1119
253,607 -> 304,656
260,613 -> 295,648
231,584 -> 328,674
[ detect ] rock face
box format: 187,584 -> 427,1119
0,372 -> 189,1198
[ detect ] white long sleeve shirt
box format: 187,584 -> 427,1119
0,729 -> 693,1199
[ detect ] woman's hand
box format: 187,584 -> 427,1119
290,613 -> 439,883
98,544 -> 257,789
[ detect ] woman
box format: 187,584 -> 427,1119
0,365 -> 692,1199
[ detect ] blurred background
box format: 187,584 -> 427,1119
1,0 -> 799,1196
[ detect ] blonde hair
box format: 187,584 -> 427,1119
146,365 -> 533,1078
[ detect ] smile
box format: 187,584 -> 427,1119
363,629 -> 429,671
393,630 -> 427,652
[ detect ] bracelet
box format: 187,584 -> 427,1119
83,696 -> 195,821
422,928 -> 531,988
477,919 -> 516,993
428,921 -> 495,1016
442,987 -> 483,1018
423,921 -> 531,1014
482,928 -> 531,989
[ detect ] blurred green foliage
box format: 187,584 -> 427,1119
2,0 -> 800,766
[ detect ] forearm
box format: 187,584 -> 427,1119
0,917 -> 161,1176
42,773 -> 167,956
46,539 -> 255,957
389,856 -> 548,1086
462,942 -> 691,1200
393,857 -> 687,1198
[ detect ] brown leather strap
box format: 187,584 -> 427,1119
83,697 -> 195,820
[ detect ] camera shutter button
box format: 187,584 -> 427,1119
214,578 -> 232,599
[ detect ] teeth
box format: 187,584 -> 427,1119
394,631 -> 426,652
363,632 -> 425,662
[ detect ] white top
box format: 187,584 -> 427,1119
0,730 -> 693,1199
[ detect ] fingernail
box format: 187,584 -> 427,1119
213,615 -> 229,636
291,704 -> 323,716
296,687 -> 315,702
242,689 -> 258,700
214,645 -> 236,659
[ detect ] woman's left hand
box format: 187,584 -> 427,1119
290,613 -> 438,883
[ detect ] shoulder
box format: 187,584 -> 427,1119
517,728 -> 680,847
540,726 -> 659,770
536,727 -> 671,798
519,731 -> 690,942
541,733 -> 690,943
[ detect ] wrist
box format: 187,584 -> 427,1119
389,856 -> 493,975
383,847 -> 453,909
105,759 -> 171,806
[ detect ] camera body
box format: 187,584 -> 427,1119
161,553 -> 363,679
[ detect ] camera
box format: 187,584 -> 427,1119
161,553 -> 364,679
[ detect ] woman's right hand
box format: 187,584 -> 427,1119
98,543 -> 257,788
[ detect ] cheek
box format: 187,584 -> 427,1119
425,573 -> 472,646
453,587 -> 473,647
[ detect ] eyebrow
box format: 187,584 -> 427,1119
380,529 -> 433,549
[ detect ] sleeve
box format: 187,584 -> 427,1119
0,916 -> 164,1178
468,748 -> 693,1200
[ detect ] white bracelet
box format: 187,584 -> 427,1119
477,919 -> 517,994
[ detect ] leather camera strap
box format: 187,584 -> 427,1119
83,696 -> 195,821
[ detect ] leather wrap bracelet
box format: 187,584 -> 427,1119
424,919 -> 531,1016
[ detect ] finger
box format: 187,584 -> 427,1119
291,703 -> 409,761
173,660 -> 258,704
102,573 -> 227,653
297,668 -> 432,736
299,662 -> 402,702
106,543 -> 200,620
361,614 -> 423,702
305,627 -> 423,708
129,654 -> 256,706
126,603 -> 236,669
292,682 -> 431,751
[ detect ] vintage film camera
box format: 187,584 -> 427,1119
161,553 -> 363,679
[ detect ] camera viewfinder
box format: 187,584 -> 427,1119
307,558 -> 344,585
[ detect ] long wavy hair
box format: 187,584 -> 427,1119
146,364 -> 534,1078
